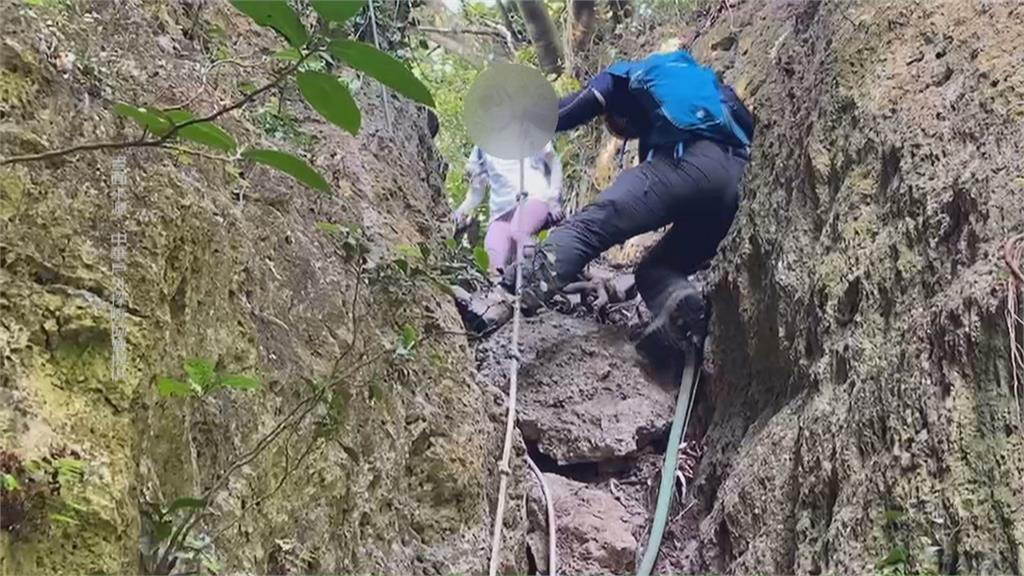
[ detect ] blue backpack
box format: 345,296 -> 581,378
606,50 -> 751,150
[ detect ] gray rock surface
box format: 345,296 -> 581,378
477,313 -> 675,464
532,473 -> 643,576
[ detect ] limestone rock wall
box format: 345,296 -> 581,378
0,1 -> 500,574
682,0 -> 1024,572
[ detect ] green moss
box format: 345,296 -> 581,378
23,0 -> 73,12
4,357 -> 137,575
0,168 -> 27,220
0,70 -> 36,115
6,519 -> 128,576
0,269 -> 147,575
42,301 -> 134,411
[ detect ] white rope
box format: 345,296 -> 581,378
488,158 -> 528,576
526,454 -> 557,576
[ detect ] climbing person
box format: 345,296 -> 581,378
490,47 -> 756,366
448,142 -> 564,334
451,142 -> 564,275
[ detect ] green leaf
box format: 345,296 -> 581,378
417,242 -> 432,261
316,221 -> 343,235
328,40 -> 435,107
200,553 -> 222,574
54,458 -> 85,482
271,47 -> 302,61
883,509 -> 906,525
230,0 -> 308,49
153,520 -> 173,542
157,377 -> 192,398
300,53 -> 327,72
221,374 -> 261,391
167,497 -> 208,515
115,103 -> 171,135
162,110 -> 237,153
395,243 -> 422,260
310,0 -> 366,25
473,246 -> 489,273
49,513 -> 79,525
1,473 -> 20,492
242,148 -> 330,192
24,459 -> 44,475
184,358 -> 217,391
401,324 -> 417,349
395,258 -> 409,275
876,546 -> 910,569
296,71 -> 361,135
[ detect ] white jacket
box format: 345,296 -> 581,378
457,143 -> 563,221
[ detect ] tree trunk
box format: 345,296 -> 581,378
571,0 -> 597,54
515,0 -> 563,75
422,31 -> 486,67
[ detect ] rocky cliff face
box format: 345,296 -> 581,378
489,1 -> 1023,574
2,0 -> 1022,574
686,0 -> 1023,572
1,1 -> 499,574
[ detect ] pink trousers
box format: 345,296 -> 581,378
485,199 -> 555,273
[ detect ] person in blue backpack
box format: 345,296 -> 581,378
502,47 -> 756,364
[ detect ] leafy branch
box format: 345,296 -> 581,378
0,52 -> 309,168
0,0 -> 435,195
146,331 -> 402,573
1,448 -> 88,533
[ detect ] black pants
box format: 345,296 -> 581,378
546,139 -> 747,313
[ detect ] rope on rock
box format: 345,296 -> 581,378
636,345 -> 701,576
488,159 -> 528,576
1005,232 -> 1024,421
526,454 -> 558,576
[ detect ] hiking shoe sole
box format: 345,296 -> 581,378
636,282 -> 709,364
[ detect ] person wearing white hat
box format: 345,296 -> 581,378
452,142 -> 563,275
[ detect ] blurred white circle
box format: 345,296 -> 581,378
463,63 -> 558,160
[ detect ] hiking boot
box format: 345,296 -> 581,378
635,279 -> 709,370
499,243 -> 562,313
452,286 -> 513,335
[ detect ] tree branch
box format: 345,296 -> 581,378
418,25 -> 506,37
0,53 -> 311,167
0,139 -> 162,166
159,144 -> 237,163
417,25 -> 516,57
